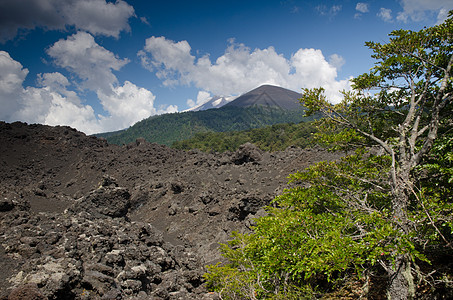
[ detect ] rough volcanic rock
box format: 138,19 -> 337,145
0,189 -> 206,299
0,121 -> 345,298
231,142 -> 263,165
0,199 -> 14,212
4,283 -> 47,300
69,176 -> 131,218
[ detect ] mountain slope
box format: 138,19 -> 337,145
97,85 -> 308,146
100,105 -> 311,146
225,84 -> 302,110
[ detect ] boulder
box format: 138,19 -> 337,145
231,143 -> 263,165
7,283 -> 47,300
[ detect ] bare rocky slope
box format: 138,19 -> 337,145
0,121 -> 344,299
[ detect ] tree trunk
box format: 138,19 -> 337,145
387,168 -> 415,299
387,254 -> 415,300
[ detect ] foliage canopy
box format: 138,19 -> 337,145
171,121 -> 316,153
97,106 -> 311,146
205,13 -> 453,299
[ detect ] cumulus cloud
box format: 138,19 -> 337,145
0,0 -> 135,42
396,0 -> 453,24
46,32 -> 178,131
139,37 -> 351,104
47,32 -> 129,93
0,44 -> 176,134
378,8 -> 393,22
97,81 -> 177,131
65,0 -> 135,37
396,12 -> 409,23
328,54 -> 346,71
0,52 -> 102,132
37,72 -> 70,90
0,51 -> 29,120
20,86 -> 102,134
138,36 -> 195,87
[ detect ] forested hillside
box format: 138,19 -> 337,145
171,121 -> 316,152
99,105 -> 314,146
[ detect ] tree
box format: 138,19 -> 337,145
205,14 -> 453,299
301,13 -> 453,298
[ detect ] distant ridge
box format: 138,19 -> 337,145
225,85 -> 302,110
97,106 -> 310,146
96,84 -> 310,146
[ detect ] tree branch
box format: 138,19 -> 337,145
414,52 -> 453,165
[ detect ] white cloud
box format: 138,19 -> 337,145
138,36 -> 195,87
37,72 -> 70,90
0,51 -> 29,120
139,37 -> 351,104
44,99 -> 100,133
187,91 -> 211,108
0,51 -> 28,95
45,33 -> 178,132
378,8 -> 393,22
0,51 -> 102,132
0,0 -> 135,42
36,72 -> 83,108
436,8 -> 450,24
0,47 -> 177,134
0,53 -> 103,133
47,32 -> 129,93
328,54 -> 345,71
356,3 -> 369,13
355,2 -> 369,18
289,49 -> 350,102
186,99 -> 196,108
20,86 -> 103,134
397,0 -> 453,24
396,12 -> 409,23
64,0 -> 135,37
97,81 -> 177,132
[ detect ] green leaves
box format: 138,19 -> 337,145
205,13 -> 453,299
354,16 -> 453,97
206,151 -> 405,296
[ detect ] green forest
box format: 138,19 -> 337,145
204,14 -> 453,299
99,105 -> 314,146
171,121 -> 317,152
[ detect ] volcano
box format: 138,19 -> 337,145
224,84 -> 302,110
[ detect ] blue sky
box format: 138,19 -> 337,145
1,0 -> 452,134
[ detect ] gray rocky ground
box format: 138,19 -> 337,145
0,122 -> 344,299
